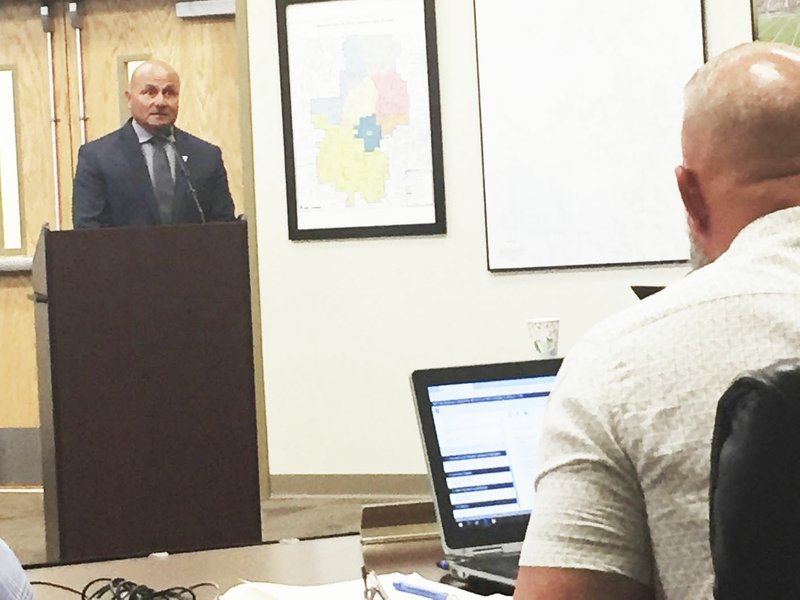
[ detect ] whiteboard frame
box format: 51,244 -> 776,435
476,1 -> 708,272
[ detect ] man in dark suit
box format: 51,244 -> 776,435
72,60 -> 235,228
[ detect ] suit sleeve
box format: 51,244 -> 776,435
72,145 -> 111,229
205,146 -> 235,222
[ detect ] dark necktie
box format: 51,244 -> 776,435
151,136 -> 175,225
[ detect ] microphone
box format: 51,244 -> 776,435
169,140 -> 206,224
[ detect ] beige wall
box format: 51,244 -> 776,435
245,0 -> 754,475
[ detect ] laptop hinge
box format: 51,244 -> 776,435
471,545 -> 503,556
462,542 -> 520,557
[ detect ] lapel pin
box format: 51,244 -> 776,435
182,155 -> 188,162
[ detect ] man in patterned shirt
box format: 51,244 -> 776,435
0,538 -> 32,600
514,42 -> 800,600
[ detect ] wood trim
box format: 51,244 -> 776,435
270,474 -> 431,497
236,0 -> 270,502
116,53 -> 151,126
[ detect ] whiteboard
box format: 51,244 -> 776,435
476,0 -> 705,270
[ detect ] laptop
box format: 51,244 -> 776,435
411,358 -> 562,588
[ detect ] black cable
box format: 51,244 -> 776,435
30,577 -> 219,599
29,580 -> 82,595
187,583 -> 219,596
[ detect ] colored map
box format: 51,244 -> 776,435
310,35 -> 410,206
286,0 -> 437,231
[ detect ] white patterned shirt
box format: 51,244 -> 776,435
0,539 -> 32,600
519,206 -> 800,599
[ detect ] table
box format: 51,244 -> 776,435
26,535 -> 364,598
25,533 -> 451,598
25,501 -> 512,599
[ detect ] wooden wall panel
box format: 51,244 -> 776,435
0,274 -> 37,426
77,0 -> 243,213
0,3 -> 68,428
0,2 -> 64,251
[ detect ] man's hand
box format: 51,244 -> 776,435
514,566 -> 655,600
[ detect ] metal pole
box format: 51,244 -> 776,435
68,2 -> 87,145
42,4 -> 62,230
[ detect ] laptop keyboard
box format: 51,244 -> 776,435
463,555 -> 519,580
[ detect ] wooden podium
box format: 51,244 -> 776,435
32,222 -> 262,563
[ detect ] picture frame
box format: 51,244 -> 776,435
276,0 -> 446,240
752,0 -> 800,45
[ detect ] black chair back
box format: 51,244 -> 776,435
710,359 -> 800,599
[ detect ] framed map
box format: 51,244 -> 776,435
752,0 -> 800,45
276,0 -> 446,240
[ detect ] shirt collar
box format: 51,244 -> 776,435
131,119 -> 176,144
727,205 -> 800,253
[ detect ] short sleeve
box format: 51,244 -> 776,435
518,339 -> 654,586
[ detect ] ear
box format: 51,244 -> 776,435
675,165 -> 710,235
124,89 -> 132,108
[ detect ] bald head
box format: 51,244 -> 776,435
130,60 -> 180,87
683,42 -> 800,183
125,60 -> 181,134
677,42 -> 800,267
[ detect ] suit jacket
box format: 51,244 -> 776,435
72,119 -> 235,228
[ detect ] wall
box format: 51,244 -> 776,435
246,0 -> 753,475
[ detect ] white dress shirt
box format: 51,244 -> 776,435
131,119 -> 177,185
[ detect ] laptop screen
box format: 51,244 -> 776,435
412,359 -> 562,552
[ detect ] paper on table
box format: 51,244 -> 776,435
220,571 -> 511,600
